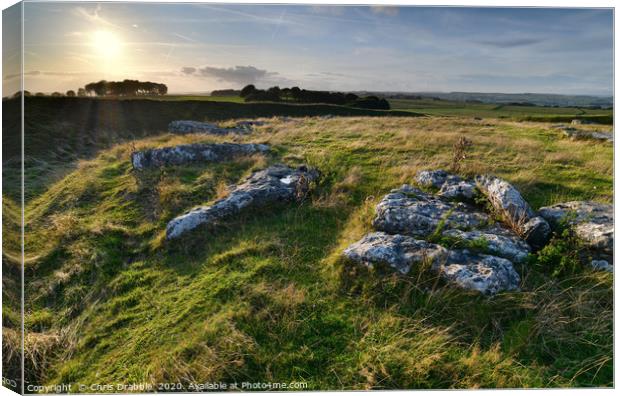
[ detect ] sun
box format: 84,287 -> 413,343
90,30 -> 122,59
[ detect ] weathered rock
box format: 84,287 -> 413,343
416,170 -> 461,189
521,217 -> 551,250
442,250 -> 521,295
442,225 -> 531,263
168,120 -> 248,135
563,128 -> 613,143
166,165 -> 318,239
343,232 -> 447,275
591,260 -> 613,273
539,201 -> 613,258
372,185 -> 488,238
343,232 -> 520,295
132,143 -> 270,170
475,175 -> 550,249
438,180 -> 479,201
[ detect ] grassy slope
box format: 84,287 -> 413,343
18,115 -> 612,389
389,98 -> 613,124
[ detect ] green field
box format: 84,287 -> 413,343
148,94 -> 246,103
2,97 -> 613,391
389,98 -> 613,124
87,94 -> 614,125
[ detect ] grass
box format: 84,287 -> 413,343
3,101 -> 613,390
389,98 -> 613,124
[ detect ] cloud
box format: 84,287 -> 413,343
3,70 -> 90,80
370,6 -> 399,17
183,65 -> 276,85
476,38 -> 543,48
72,4 -> 121,29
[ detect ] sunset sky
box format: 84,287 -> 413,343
3,2 -> 614,95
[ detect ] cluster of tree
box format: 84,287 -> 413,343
239,85 -> 390,110
84,79 -> 168,96
8,89 -> 86,98
210,89 -> 241,97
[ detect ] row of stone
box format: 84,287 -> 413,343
168,119 -> 265,135
343,169 -> 613,295
131,119 -> 270,170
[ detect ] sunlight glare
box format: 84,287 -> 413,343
90,30 -> 123,60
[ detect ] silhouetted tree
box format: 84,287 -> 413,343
51,92 -> 63,97
83,79 -> 168,96
241,85 -> 390,110
77,88 -> 86,97
240,84 -> 256,98
66,90 -> 76,97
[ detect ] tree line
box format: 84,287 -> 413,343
4,80 -> 169,99
84,79 -> 168,96
239,85 -> 390,110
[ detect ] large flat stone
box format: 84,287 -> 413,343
372,185 -> 488,238
343,232 -> 520,295
168,120 -> 248,135
131,143 -> 270,170
166,165 -> 318,239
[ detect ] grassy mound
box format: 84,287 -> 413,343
11,116 -> 613,389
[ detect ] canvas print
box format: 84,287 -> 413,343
1,1 -> 614,393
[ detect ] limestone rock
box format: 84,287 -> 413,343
442,225 -> 531,263
131,143 -> 270,170
416,170 -> 461,189
591,260 -> 613,273
539,201 -> 613,258
343,232 -> 520,295
442,249 -> 521,295
168,120 -> 248,135
166,165 -> 318,239
562,128 -> 613,143
438,180 -> 479,201
475,175 -> 550,249
343,232 -> 447,275
372,185 -> 488,238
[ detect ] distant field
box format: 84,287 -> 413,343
150,94 -> 246,103
149,95 -> 614,124
389,98 -> 613,124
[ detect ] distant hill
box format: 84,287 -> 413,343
359,91 -> 613,108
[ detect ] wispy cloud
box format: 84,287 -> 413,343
172,32 -> 199,43
476,37 -> 543,48
72,4 -> 121,29
4,70 -> 91,80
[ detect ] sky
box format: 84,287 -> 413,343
3,2 -> 614,95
